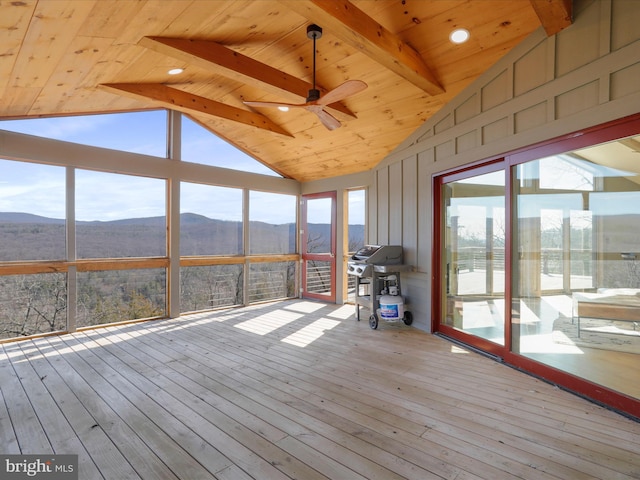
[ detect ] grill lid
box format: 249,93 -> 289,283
351,245 -> 403,265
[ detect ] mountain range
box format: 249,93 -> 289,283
0,212 -> 364,260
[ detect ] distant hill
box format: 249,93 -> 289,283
0,211 -> 365,260
0,212 -> 65,224
0,212 -> 164,225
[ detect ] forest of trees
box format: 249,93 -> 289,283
0,212 -> 364,339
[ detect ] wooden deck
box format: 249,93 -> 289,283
1,299 -> 639,479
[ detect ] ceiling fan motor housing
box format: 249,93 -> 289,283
307,24 -> 322,39
306,89 -> 321,102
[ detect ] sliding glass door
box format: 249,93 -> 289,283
440,167 -> 506,346
435,118 -> 640,417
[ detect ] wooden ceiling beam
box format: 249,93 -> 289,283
138,36 -> 356,119
529,0 -> 573,36
99,83 -> 293,137
278,0 -> 444,96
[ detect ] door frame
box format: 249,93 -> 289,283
433,160 -> 510,359
301,191 -> 337,302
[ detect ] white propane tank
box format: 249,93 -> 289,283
378,295 -> 404,321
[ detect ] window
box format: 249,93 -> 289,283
249,191 -> 296,255
0,159 -> 66,261
0,111 -> 302,338
0,273 -> 67,339
181,115 -> 280,176
180,265 -> 243,312
77,269 -> 166,328
76,170 -> 166,258
347,189 -> 366,253
180,182 -> 243,256
248,262 -> 296,303
0,111 -> 167,157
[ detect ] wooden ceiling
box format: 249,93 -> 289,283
0,0 -> 572,182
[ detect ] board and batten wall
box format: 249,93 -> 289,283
367,0 -> 640,331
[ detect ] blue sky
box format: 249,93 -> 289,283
0,111 -> 365,224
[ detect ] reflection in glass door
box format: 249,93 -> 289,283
540,208 -> 564,292
301,192 -> 336,302
441,170 -> 506,345
512,150 -> 640,401
570,209 -> 593,291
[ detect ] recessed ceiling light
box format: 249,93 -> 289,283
449,28 -> 470,44
167,68 -> 184,75
278,106 -> 290,112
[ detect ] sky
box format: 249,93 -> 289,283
0,111 -> 365,224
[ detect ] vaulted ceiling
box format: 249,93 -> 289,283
0,0 -> 572,182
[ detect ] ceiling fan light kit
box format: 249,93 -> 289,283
243,24 -> 367,131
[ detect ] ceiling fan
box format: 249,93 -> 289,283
243,24 -> 367,131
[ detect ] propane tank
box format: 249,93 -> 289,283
378,295 -> 404,321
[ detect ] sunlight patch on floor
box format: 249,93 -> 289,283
327,304 -> 356,320
189,311 -> 238,323
450,345 -> 470,354
235,311 -> 302,335
283,301 -> 327,314
281,318 -> 341,347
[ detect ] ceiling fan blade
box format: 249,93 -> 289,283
317,80 -> 367,106
309,106 -> 342,130
243,100 -> 304,109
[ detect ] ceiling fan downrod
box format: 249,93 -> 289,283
306,24 -> 322,102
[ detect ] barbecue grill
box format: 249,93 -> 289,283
347,245 -> 413,329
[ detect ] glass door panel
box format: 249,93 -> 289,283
441,170 -> 506,345
512,147 -> 640,402
346,189 -> 366,303
301,192 -> 336,301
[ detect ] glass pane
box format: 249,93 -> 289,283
248,262 -> 296,303
513,137 -> 640,401
347,189 -> 366,302
180,265 -> 243,312
305,197 -> 332,254
348,189 -> 366,253
181,115 -> 280,176
0,159 -> 66,261
249,191 -> 296,255
540,208 -> 564,291
305,260 -> 332,296
0,273 -> 67,339
442,170 -> 506,345
180,182 -> 242,255
0,111 -> 167,157
76,170 -> 166,258
77,269 -> 166,328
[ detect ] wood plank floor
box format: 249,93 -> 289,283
1,299 -> 639,479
